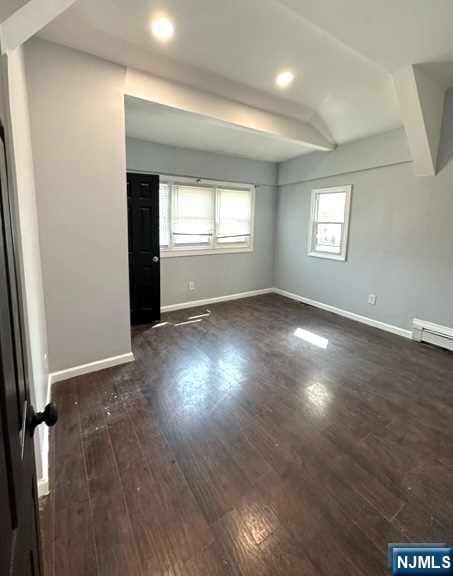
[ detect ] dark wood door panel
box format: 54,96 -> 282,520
127,197 -> 132,254
0,418 -> 13,572
137,206 -> 154,253
0,126 -> 43,576
127,173 -> 160,325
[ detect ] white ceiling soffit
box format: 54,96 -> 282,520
125,68 -> 333,153
38,0 -> 401,145
125,96 -> 316,162
0,0 -> 77,53
393,65 -> 445,176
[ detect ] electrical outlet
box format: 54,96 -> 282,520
189,281 -> 195,291
368,294 -> 377,305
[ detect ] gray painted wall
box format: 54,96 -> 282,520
127,138 -> 277,186
126,138 -> 277,306
25,39 -> 131,372
275,94 -> 453,331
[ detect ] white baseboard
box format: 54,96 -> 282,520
49,352 -> 135,385
273,288 -> 412,339
161,287 -> 413,340
161,288 -> 274,312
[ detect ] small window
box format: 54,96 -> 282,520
158,178 -> 254,257
308,185 -> 352,261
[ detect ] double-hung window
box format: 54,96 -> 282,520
159,177 -> 254,256
308,185 -> 352,261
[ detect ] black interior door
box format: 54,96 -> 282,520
127,172 -> 161,325
0,127 -> 57,576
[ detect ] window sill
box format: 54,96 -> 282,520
161,246 -> 254,258
308,251 -> 346,262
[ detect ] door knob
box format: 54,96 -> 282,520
29,403 -> 58,436
152,256 -> 159,263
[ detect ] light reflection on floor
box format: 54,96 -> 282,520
171,344 -> 245,422
305,382 -> 332,415
294,327 -> 329,349
175,360 -> 212,415
217,343 -> 245,392
152,309 -> 211,329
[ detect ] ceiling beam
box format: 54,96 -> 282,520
0,0 -> 78,54
125,68 -> 334,153
393,65 -> 445,176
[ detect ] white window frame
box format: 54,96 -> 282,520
307,185 -> 352,261
159,175 -> 255,258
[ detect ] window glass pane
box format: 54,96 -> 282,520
315,223 -> 342,253
316,192 -> 346,223
159,183 -> 170,246
216,188 -> 251,244
172,185 -> 213,245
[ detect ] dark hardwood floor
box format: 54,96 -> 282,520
40,293 -> 453,576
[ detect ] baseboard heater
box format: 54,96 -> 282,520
412,318 -> 453,351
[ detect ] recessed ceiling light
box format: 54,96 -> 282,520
275,70 -> 295,89
151,15 -> 175,42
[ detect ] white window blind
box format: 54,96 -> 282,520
159,183 -> 170,247
172,185 -> 213,245
308,185 -> 352,261
158,179 -> 254,256
216,188 -> 251,244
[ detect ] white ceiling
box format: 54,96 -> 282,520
277,0 -> 453,74
0,0 -> 28,24
38,0 -> 453,161
125,97 -> 314,162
